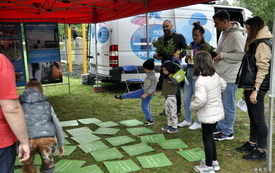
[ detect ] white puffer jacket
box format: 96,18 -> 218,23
190,73 -> 226,124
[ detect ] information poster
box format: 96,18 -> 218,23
0,23 -> 26,86
24,22 -> 62,84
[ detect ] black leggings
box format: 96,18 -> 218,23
202,123 -> 217,166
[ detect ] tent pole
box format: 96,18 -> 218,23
93,7 -> 99,86
145,1 -> 149,59
267,15 -> 275,172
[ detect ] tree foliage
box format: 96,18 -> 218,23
233,0 -> 275,31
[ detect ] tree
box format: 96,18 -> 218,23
233,0 -> 275,31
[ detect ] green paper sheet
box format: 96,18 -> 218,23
77,118 -> 102,124
137,153 -> 173,168
119,119 -> 143,126
177,147 -> 205,162
60,120 -> 79,127
158,138 -> 188,149
105,136 -> 135,146
15,154 -> 41,166
126,127 -> 153,136
93,127 -> 120,135
55,159 -> 86,172
63,131 -> 69,137
65,164 -> 104,173
121,143 -> 154,156
64,138 -> 71,145
104,159 -> 141,173
66,127 -> 93,136
54,145 -> 77,156
71,134 -> 101,144
90,147 -> 123,161
78,140 -> 109,153
140,134 -> 166,143
96,121 -> 119,127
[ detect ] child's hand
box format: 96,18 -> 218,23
168,74 -> 173,78
57,146 -> 65,157
141,93 -> 148,98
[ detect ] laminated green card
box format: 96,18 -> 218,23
140,134 -> 166,143
172,68 -> 185,83
90,147 -> 124,161
137,153 -> 173,168
121,143 -> 154,156
93,127 -> 120,135
55,159 -> 86,172
65,164 -> 104,173
104,159 -> 141,173
119,119 -> 143,126
66,127 -> 93,136
78,140 -> 109,153
158,138 -> 188,149
105,136 -> 135,146
177,147 -> 205,162
96,121 -> 119,127
71,134 -> 101,144
64,138 -> 71,145
126,127 -> 153,136
60,120 -> 79,127
57,145 -> 77,156
78,118 -> 102,124
63,131 -> 68,137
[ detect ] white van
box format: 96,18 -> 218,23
88,3 -> 252,84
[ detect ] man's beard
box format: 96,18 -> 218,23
163,29 -> 172,35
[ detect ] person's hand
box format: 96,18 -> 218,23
57,146 -> 65,157
250,91 -> 258,104
185,55 -> 191,60
154,53 -> 163,60
212,52 -> 222,62
18,143 -> 30,163
141,93 -> 148,99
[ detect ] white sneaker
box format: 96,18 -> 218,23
178,120 -> 192,127
200,159 -> 220,171
194,160 -> 215,173
188,122 -> 202,130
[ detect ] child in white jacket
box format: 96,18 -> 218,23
190,51 -> 226,173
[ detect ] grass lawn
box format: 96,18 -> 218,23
17,77 -> 275,173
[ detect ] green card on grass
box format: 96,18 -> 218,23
71,134 -> 101,144
93,127 -> 120,135
54,145 -> 77,156
63,131 -> 69,138
90,147 -> 123,161
96,121 -> 119,127
66,127 -> 93,136
64,138 -> 71,145
65,164 -> 104,173
55,159 -> 86,172
177,147 -> 205,162
140,134 -> 166,143
15,154 -> 41,166
126,127 -> 153,136
119,119 -> 143,126
78,140 -> 109,153
121,143 -> 154,156
158,138 -> 188,149
104,159 -> 141,173
60,120 -> 79,127
105,136 -> 135,146
137,153 -> 173,168
77,118 -> 102,124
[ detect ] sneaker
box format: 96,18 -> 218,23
194,160 -> 215,173
242,149 -> 266,160
200,159 -> 220,171
167,127 -> 178,133
213,133 -> 234,141
159,111 -> 166,116
235,141 -> 256,153
143,120 -> 154,125
161,125 -> 171,132
178,120 -> 192,127
114,95 -> 122,100
213,128 -> 221,134
188,122 -> 202,130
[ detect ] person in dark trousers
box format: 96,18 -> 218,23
154,19 -> 187,117
235,16 -> 272,161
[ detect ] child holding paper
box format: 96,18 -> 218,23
190,51 -> 226,173
19,80 -> 64,173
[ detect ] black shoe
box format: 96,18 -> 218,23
213,128 -> 221,134
159,111 -> 166,116
213,132 -> 234,141
236,141 -> 256,153
242,149 -> 266,160
114,95 -> 122,100
143,120 -> 154,125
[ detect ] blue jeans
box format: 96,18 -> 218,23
216,83 -> 237,136
0,142 -> 17,173
122,89 -> 153,121
183,68 -> 199,123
